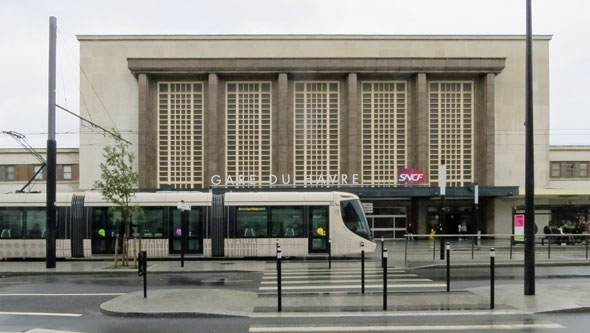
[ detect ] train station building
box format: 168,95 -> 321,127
71,34 -> 589,238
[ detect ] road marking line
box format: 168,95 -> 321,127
248,323 -> 564,332
261,279 -> 432,285
265,270 -> 406,275
0,293 -> 124,296
0,282 -> 31,284
0,311 -> 82,317
259,284 -> 445,290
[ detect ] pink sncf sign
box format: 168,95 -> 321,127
397,168 -> 426,184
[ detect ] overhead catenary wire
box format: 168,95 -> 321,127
56,104 -> 131,145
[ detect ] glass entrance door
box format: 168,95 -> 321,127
91,208 -> 117,254
368,215 -> 407,240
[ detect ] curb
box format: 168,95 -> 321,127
99,306 -> 248,318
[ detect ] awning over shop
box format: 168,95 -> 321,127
517,188 -> 590,197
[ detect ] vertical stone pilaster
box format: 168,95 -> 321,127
206,73 -> 219,187
137,73 -> 156,190
414,73 -> 429,178
485,73 -> 496,186
347,73 -> 361,177
277,73 -> 289,176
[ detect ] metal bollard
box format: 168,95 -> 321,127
440,237 -> 445,260
446,242 -> 450,292
404,236 -> 408,267
509,236 -> 513,260
586,236 -> 589,260
477,230 -> 481,246
471,236 -> 475,260
138,250 -> 147,298
381,236 -> 384,268
383,248 -> 388,310
277,246 -> 282,312
490,248 -> 495,309
361,242 -> 365,294
548,238 -> 551,260
328,238 -> 332,269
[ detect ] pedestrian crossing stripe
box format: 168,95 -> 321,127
262,274 -> 419,280
260,278 -> 432,285
248,323 -> 564,332
258,283 -> 446,290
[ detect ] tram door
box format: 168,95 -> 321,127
170,208 -> 204,254
91,208 -> 118,254
368,215 -> 407,240
309,206 -> 329,253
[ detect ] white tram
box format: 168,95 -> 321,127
0,191 -> 375,259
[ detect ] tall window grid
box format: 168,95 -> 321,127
361,81 -> 407,184
225,82 -> 272,184
157,82 -> 204,189
428,81 -> 474,186
294,82 -> 339,184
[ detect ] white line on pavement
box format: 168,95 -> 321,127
260,278 -> 432,285
248,323 -> 564,332
263,274 -> 418,279
259,283 -> 446,290
0,311 -> 82,317
0,293 -> 124,296
250,309 -> 532,318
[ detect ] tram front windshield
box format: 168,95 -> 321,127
340,199 -> 372,240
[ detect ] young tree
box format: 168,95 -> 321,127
94,131 -> 142,266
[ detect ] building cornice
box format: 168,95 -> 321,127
78,34 -> 553,42
128,57 -> 506,75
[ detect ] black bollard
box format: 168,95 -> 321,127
490,248 -> 495,309
138,250 -> 147,298
181,209 -> 188,268
328,238 -> 332,269
509,236 -> 513,260
586,236 -> 589,260
471,236 -> 475,260
548,238 -> 551,260
381,236 -> 384,268
383,248 -> 388,310
446,242 -> 450,292
361,242 -> 365,294
277,246 -> 282,312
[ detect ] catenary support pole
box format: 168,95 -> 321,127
383,248 -> 388,311
490,248 -> 495,309
381,236 -> 384,268
277,246 -> 282,312
524,0 -> 536,296
46,16 -> 57,269
446,242 -> 450,292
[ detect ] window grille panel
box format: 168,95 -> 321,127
226,82 -> 272,185
428,81 -> 474,187
294,82 -> 340,184
361,81 -> 407,184
157,82 -> 204,189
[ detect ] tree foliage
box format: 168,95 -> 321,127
93,131 -> 142,234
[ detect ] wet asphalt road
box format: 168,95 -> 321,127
0,266 -> 590,332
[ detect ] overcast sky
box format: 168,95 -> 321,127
1,0 -> 589,149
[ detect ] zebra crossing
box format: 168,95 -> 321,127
258,264 -> 446,294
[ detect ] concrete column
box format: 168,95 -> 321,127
137,73 -> 156,190
206,73 -> 219,186
413,73 -> 429,177
277,73 -> 289,176
347,73 -> 361,177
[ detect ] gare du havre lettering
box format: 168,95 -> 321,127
210,169 -> 426,186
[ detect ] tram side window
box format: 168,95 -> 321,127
25,208 -> 46,239
0,208 -> 23,239
134,208 -> 166,238
271,206 -> 304,237
236,207 -> 267,238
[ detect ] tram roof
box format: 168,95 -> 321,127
0,192 -> 73,207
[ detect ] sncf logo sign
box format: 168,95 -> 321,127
398,168 -> 426,184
